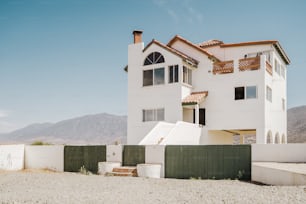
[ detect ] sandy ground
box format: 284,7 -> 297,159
0,170 -> 306,204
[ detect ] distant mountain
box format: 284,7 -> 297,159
288,106 -> 306,143
0,113 -> 127,145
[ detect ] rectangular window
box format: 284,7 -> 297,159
143,68 -> 165,86
274,59 -> 280,75
282,98 -> 285,111
235,87 -> 245,100
280,65 -> 286,79
183,66 -> 192,85
169,65 -> 179,83
246,86 -> 257,99
266,86 -> 272,102
142,108 -> 165,122
154,68 -> 165,85
143,70 -> 153,86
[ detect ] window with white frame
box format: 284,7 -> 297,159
280,65 -> 286,79
246,86 -> 257,99
142,108 -> 164,122
144,52 -> 165,66
235,86 -> 257,100
266,86 -> 272,102
143,67 -> 165,86
183,66 -> 192,85
169,65 -> 179,83
274,59 -> 281,75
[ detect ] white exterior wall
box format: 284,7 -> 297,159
172,42 -> 268,143
128,36 -> 288,145
24,145 -> 64,172
0,144 -> 24,171
106,145 -> 123,163
145,145 -> 165,178
264,49 -> 287,144
128,43 -> 184,144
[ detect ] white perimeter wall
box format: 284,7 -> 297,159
0,145 -> 24,171
252,144 -> 306,162
145,145 -> 165,178
106,145 -> 123,163
25,145 -> 64,172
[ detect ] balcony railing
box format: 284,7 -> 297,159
266,61 -> 273,75
239,56 -> 260,71
213,60 -> 234,75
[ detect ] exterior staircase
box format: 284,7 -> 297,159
105,166 -> 137,177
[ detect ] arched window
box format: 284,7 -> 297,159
266,131 -> 273,144
281,134 -> 286,144
275,133 -> 280,144
144,52 -> 165,65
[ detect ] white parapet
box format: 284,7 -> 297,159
25,145 -> 64,172
137,164 -> 162,178
98,162 -> 121,175
0,144 -> 24,171
139,122 -> 175,145
161,121 -> 202,145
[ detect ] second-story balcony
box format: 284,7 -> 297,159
213,60 -> 234,74
239,56 -> 260,71
212,56 -> 273,76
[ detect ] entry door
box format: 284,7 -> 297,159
193,108 -> 205,126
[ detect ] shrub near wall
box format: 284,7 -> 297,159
64,146 -> 106,173
165,145 -> 251,180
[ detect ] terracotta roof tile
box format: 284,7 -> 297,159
182,91 -> 208,105
199,39 -> 224,48
167,35 -> 221,62
143,39 -> 199,66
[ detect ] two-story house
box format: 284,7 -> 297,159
126,30 -> 290,145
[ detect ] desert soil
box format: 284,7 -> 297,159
0,170 -> 306,204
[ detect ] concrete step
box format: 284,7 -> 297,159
112,166 -> 137,174
105,166 -> 138,177
105,172 -> 136,177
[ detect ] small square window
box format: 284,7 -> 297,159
235,87 -> 245,100
246,86 -> 257,99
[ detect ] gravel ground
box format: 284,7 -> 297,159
0,170 -> 306,204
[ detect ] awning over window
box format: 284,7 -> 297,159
182,91 -> 208,105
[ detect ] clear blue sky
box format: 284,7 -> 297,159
0,0 -> 305,133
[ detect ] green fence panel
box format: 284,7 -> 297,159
165,145 -> 251,180
122,145 -> 145,166
64,145 -> 106,173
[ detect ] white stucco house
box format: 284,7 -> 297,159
126,30 -> 290,145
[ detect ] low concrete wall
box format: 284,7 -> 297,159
106,145 -> 122,163
0,144 -> 24,170
252,162 -> 306,185
252,144 -> 306,162
145,145 -> 165,178
25,145 -> 64,172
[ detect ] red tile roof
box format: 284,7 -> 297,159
143,39 -> 199,66
182,91 -> 208,105
167,35 -> 221,62
199,39 -> 224,48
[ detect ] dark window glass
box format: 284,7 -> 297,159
174,65 -> 179,82
143,52 -> 165,66
143,70 -> 153,86
235,87 -> 245,100
154,68 -> 164,85
169,66 -> 174,83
